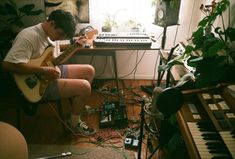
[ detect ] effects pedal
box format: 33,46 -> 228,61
124,137 -> 139,150
100,103 -> 115,128
99,101 -> 128,128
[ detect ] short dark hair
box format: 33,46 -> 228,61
48,9 -> 76,38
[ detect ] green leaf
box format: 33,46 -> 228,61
198,16 -> 210,27
12,19 -> 24,28
26,10 -> 44,16
5,3 -> 17,15
201,35 -> 220,56
215,27 -> 224,35
158,58 -> 184,72
158,61 -> 183,72
189,56 -> 203,63
192,27 -> 204,47
197,0 -> 229,34
207,41 -> 224,57
6,16 -> 16,23
192,27 -> 203,38
184,45 -> 194,55
158,64 -> 171,72
207,14 -> 217,26
194,56 -> 227,88
225,27 -> 235,41
173,0 -> 232,88
214,0 -> 230,15
7,0 -> 17,8
0,4 -> 8,15
198,14 -> 216,27
18,4 -> 35,14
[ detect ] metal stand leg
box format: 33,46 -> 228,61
157,56 -> 165,86
157,26 -> 168,87
111,52 -> 121,98
148,145 -> 160,159
137,99 -> 145,159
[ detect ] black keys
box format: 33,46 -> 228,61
218,120 -> 231,129
213,111 -> 224,119
188,122 -> 233,158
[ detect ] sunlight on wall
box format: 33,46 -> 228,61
90,0 -> 155,32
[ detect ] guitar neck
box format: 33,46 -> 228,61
52,43 -> 79,65
52,29 -> 98,65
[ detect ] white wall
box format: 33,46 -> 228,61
74,0 -> 204,80
17,0 -> 233,80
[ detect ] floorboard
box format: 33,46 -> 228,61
0,79 -> 189,159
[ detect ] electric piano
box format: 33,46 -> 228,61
177,85 -> 235,159
94,32 -> 152,48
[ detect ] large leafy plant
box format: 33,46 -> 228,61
0,0 -> 43,31
160,0 -> 235,88
0,0 -> 43,52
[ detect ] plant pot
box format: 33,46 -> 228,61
101,26 -> 112,32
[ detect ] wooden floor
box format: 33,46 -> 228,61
0,79 -> 189,159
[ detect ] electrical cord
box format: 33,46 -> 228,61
69,140 -> 100,156
95,56 -> 108,78
151,52 -> 160,85
89,55 -> 95,65
133,50 -> 139,81
48,102 -> 93,138
49,102 -> 129,157
68,129 -> 126,158
187,0 -> 196,38
120,50 -> 146,79
173,25 -> 179,46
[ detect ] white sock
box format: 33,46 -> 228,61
70,114 -> 81,127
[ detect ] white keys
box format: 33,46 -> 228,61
187,122 -> 231,159
220,131 -> 235,158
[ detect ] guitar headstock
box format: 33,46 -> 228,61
55,27 -> 98,65
74,27 -> 98,47
76,26 -> 98,39
85,29 -> 98,39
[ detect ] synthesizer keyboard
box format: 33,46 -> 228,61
94,32 -> 152,48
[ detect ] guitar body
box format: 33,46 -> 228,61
13,46 -> 55,103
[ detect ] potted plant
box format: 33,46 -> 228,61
126,19 -> 144,32
101,13 -> 118,32
160,0 -> 235,88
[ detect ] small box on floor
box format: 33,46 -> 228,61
99,100 -> 128,128
124,137 -> 139,150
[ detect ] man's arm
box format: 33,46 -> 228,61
2,62 -> 60,80
2,62 -> 44,75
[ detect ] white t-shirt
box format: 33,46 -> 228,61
4,23 -> 50,64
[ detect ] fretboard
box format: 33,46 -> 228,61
52,43 -> 79,65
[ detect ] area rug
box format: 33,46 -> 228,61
28,144 -> 136,159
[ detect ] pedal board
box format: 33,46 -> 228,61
99,100 -> 128,128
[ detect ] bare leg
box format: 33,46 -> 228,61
57,64 -> 95,115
